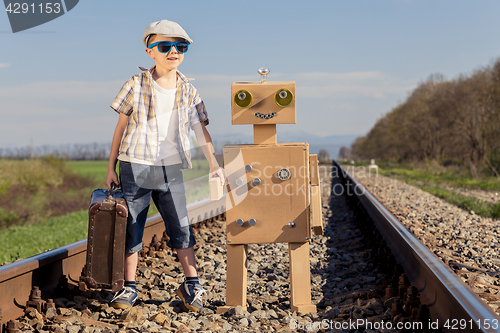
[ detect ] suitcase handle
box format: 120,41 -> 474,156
106,182 -> 120,199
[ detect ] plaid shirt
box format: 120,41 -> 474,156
111,66 -> 209,169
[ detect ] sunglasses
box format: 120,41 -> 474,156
148,41 -> 190,54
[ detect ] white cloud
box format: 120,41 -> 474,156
325,102 -> 357,112
294,71 -> 415,100
0,80 -> 123,101
184,73 -> 256,100
0,63 -> 10,68
0,80 -> 124,120
0,114 -> 117,147
0,71 -> 416,145
188,70 -> 415,101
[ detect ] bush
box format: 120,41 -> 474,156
0,159 -> 65,193
0,208 -> 18,228
493,203 -> 500,219
0,158 -> 97,228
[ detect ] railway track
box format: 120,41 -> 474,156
0,198 -> 225,332
0,162 -> 499,332
336,161 -> 500,333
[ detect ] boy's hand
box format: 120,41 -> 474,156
210,168 -> 226,187
105,170 -> 119,190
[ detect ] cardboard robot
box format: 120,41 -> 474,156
216,68 -> 324,314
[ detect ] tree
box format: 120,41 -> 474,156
336,147 -> 350,161
318,149 -> 331,162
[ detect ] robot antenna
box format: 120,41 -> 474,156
258,67 -> 270,83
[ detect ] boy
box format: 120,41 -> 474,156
105,20 -> 224,310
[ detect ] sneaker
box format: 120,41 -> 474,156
176,282 -> 209,312
110,286 -> 138,309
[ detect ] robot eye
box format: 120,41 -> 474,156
234,90 -> 252,108
275,88 -> 293,107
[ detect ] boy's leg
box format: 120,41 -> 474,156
151,165 -> 195,252
175,247 -> 209,312
110,162 -> 152,309
125,252 -> 139,281
176,247 -> 197,277
152,165 -> 207,311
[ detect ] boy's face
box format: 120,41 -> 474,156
145,35 -> 185,72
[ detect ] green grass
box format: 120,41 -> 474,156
0,209 -> 88,264
66,159 -> 210,183
341,162 -> 500,219
421,185 -> 500,219
378,166 -> 500,191
360,163 -> 500,219
66,160 -> 109,182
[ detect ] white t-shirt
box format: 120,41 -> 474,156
118,81 -> 182,166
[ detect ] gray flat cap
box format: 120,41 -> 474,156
142,20 -> 193,47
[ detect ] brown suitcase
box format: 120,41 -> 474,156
83,186 -> 128,292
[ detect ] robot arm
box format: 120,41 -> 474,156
309,154 -> 324,236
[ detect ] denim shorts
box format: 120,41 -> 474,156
119,161 -> 195,252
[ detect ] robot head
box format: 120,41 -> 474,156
231,68 -> 296,125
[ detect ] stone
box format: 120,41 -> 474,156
120,307 -> 145,323
221,322 -> 232,331
57,308 -> 72,316
46,306 -> 57,319
67,325 -> 81,333
151,313 -> 170,326
238,318 -> 249,327
176,324 -> 191,333
53,327 -> 66,333
73,295 -> 88,304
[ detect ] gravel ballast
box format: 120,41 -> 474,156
349,166 -> 500,315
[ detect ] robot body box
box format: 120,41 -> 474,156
223,143 -> 311,244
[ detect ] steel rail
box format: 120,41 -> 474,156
0,197 -> 225,325
335,161 -> 500,333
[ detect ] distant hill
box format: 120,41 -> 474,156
212,132 -> 361,159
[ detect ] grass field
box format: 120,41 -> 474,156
420,185 -> 500,219
66,159 -> 211,185
0,210 -> 88,263
66,160 -> 109,182
379,166 -> 500,191
341,161 -> 500,219
0,159 -> 212,264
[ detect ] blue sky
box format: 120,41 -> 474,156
1,0 -> 500,148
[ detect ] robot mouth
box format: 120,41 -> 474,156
254,112 -> 276,119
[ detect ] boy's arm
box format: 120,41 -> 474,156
105,113 -> 129,189
192,122 -> 225,185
